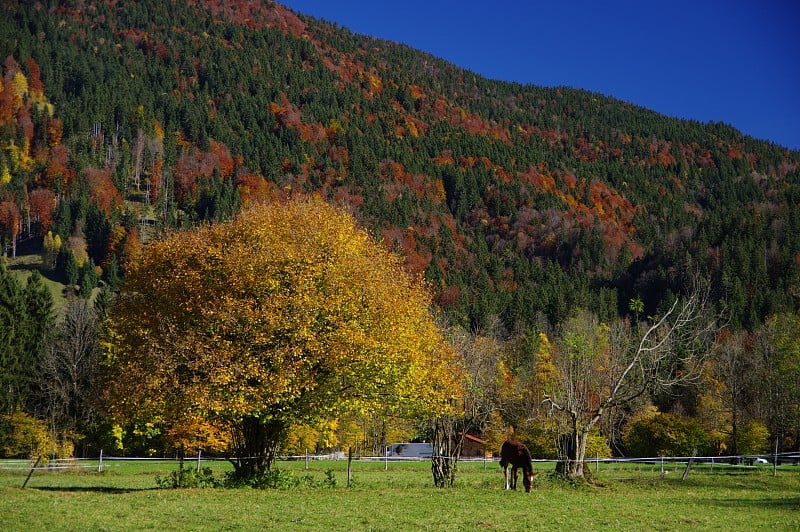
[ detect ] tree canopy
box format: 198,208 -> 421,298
101,195 -> 460,476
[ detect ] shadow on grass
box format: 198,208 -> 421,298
702,497 -> 800,509
31,486 -> 159,494
612,474 -> 797,493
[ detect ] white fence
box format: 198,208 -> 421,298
2,452 -> 799,488
2,451 -> 798,473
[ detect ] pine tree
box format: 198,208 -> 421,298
0,264 -> 25,413
22,270 -> 55,411
79,258 -> 98,298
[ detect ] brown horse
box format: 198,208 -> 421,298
500,439 -> 535,492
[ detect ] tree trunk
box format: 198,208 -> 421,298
431,455 -> 457,488
430,416 -> 462,488
229,416 -> 285,479
730,403 -> 739,456
556,430 -> 592,481
177,446 -> 185,486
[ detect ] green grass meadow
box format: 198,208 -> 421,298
1,458 -> 798,530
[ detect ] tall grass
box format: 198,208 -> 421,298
1,459 -> 798,530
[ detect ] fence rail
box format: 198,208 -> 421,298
3,451 -> 799,489
2,451 -> 799,471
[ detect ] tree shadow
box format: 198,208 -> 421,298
30,486 -> 159,494
612,474 -> 793,494
701,497 -> 800,509
6,245 -> 60,282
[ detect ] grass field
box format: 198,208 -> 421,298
1,458 -> 798,530
6,250 -> 71,313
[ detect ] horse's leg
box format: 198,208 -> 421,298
511,465 -> 518,490
503,464 -> 510,490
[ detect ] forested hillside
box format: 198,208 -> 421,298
2,0 -> 799,330
2,1 -> 800,461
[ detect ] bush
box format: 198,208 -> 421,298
623,412 -> 713,457
585,432 -> 612,459
515,421 -> 558,459
737,420 -> 770,455
223,468 -> 337,490
156,466 -> 219,488
0,411 -> 52,459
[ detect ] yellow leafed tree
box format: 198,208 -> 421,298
101,196 -> 459,478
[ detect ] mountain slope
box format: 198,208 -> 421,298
1,0 -> 799,330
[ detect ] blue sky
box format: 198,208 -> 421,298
280,1 -> 800,151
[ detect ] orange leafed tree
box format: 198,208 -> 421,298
235,172 -> 276,206
27,188 -> 56,235
84,166 -> 123,215
101,196 -> 460,478
0,201 -> 21,257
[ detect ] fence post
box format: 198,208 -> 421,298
196,450 -> 202,473
22,456 -> 41,489
773,434 -> 779,477
347,447 -> 353,488
98,449 -> 104,473
596,452 -> 599,473
681,451 -> 697,481
305,449 -> 309,471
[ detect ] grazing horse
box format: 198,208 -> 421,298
500,439 -> 535,492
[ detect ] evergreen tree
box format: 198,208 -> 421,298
51,201 -> 72,241
94,284 -> 113,320
104,255 -> 120,288
0,264 -> 26,413
22,270 -> 55,412
55,248 -> 79,287
79,259 -> 98,298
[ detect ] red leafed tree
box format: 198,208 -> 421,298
84,166 -> 123,215
173,151 -> 206,204
174,141 -> 238,205
42,144 -> 72,189
17,106 -> 34,147
0,201 -> 21,257
0,85 -> 13,126
28,188 -> 56,235
235,173 -> 275,206
208,140 -> 234,179
149,156 -> 163,202
120,226 -> 141,274
269,93 -> 302,128
24,57 -> 44,97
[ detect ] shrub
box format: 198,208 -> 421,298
156,466 -> 219,488
737,420 -> 770,455
623,412 -> 713,457
516,421 -> 558,459
0,411 -> 52,459
322,469 -> 337,488
585,431 -> 612,459
223,468 -> 335,489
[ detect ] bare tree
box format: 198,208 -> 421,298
754,314 -> 800,454
702,330 -> 757,455
133,129 -> 145,190
38,299 -> 100,444
430,317 -> 505,487
543,283 -> 716,479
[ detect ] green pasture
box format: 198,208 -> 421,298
0,458 -> 798,530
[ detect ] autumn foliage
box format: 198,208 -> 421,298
101,196 -> 459,476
